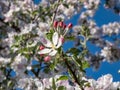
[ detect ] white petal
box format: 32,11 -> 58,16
49,50 -> 57,56
38,48 -> 52,54
56,38 -> 62,48
40,36 -> 52,47
52,32 -> 58,46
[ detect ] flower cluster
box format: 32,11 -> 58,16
38,32 -> 62,57
84,74 -> 120,90
0,0 -> 120,89
15,74 -> 120,90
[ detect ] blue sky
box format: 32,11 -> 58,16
86,1 -> 120,81
34,0 -> 120,81
86,0 -> 120,81
63,0 -> 120,81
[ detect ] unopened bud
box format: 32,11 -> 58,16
39,45 -> 45,50
60,36 -> 64,43
67,23 -> 73,29
63,24 -> 66,29
44,56 -> 51,62
53,21 -> 58,28
59,21 -> 64,27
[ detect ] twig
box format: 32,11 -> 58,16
0,18 -> 20,32
51,0 -> 61,25
64,59 -> 84,90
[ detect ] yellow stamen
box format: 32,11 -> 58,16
52,44 -> 55,49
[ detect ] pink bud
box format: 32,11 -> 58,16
67,23 -> 73,29
44,56 -> 51,62
60,36 -> 64,43
39,45 -> 45,50
63,24 -> 66,29
59,21 -> 64,27
53,21 -> 58,28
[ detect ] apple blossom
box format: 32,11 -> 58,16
38,32 -> 62,56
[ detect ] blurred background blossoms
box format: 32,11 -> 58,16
0,0 -> 120,90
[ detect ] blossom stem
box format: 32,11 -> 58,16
64,59 -> 84,90
51,0 -> 61,25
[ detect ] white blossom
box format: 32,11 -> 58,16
0,57 -> 11,67
39,22 -> 50,33
84,74 -> 120,90
38,32 -> 62,56
11,54 -> 27,74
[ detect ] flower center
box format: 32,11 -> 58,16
52,44 -> 56,49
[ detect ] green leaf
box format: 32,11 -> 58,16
67,48 -> 81,56
56,75 -> 68,81
7,80 -> 14,88
50,63 -> 55,70
50,29 -> 54,34
44,68 -> 50,73
58,86 -> 66,90
82,61 -> 90,69
65,36 -> 75,41
32,10 -> 38,16
46,33 -> 53,41
52,78 -> 56,90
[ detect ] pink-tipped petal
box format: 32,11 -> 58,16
40,36 -> 52,48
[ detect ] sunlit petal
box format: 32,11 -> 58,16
56,38 -> 62,48
38,48 -> 52,54
52,32 -> 58,46
49,50 -> 57,56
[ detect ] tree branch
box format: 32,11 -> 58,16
0,18 -> 20,32
51,0 -> 61,24
64,59 -> 84,90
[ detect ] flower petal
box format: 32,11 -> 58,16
56,38 -> 62,48
52,32 -> 58,46
38,48 -> 52,54
40,36 -> 52,47
49,50 -> 57,56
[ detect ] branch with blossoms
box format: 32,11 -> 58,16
0,0 -> 120,90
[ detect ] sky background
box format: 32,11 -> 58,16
34,0 -> 120,81
86,0 -> 120,81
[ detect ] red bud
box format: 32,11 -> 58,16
67,23 -> 73,29
39,45 -> 45,50
63,24 -> 66,29
59,21 -> 64,27
53,21 -> 58,28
